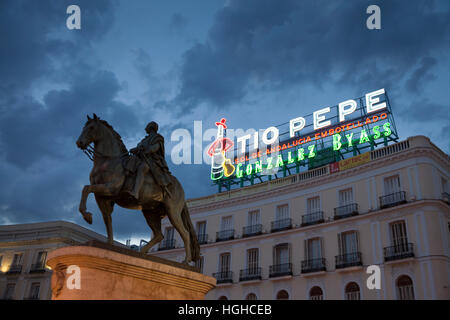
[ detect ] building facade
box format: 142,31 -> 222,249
0,221 -> 113,300
153,135 -> 450,300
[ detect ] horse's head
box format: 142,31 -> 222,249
76,114 -> 102,150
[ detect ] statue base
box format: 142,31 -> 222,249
46,240 -> 216,300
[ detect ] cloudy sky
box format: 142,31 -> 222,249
1,0 -> 449,244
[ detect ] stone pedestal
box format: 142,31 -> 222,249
46,241 -> 216,300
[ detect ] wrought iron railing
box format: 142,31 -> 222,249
213,271 -> 233,284
29,262 -> 46,273
242,224 -> 263,237
216,229 -> 235,242
301,211 -> 324,227
379,191 -> 407,209
197,233 -> 208,245
269,263 -> 292,278
271,218 -> 292,233
335,252 -> 362,269
334,203 -> 359,220
301,258 -> 326,274
384,243 -> 414,262
239,268 -> 262,282
6,264 -> 22,274
158,239 -> 176,251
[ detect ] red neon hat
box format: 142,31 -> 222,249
215,118 -> 227,129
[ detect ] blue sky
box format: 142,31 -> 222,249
1,0 -> 449,243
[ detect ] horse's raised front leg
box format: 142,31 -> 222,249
78,178 -> 124,225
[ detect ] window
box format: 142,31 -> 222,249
196,221 -> 206,235
247,248 -> 259,272
275,204 -> 289,220
195,256 -> 204,274
219,253 -> 231,273
309,286 -> 323,300
248,210 -> 261,226
442,177 -> 448,194
345,282 -> 360,300
338,231 -> 359,255
384,175 -> 400,195
396,275 -> 415,300
218,296 -> 228,300
12,253 -> 23,266
307,197 -> 321,214
339,188 -> 353,206
276,290 -> 289,300
0,255 -> 3,270
245,293 -> 257,300
165,227 -> 174,240
4,283 -> 15,300
221,216 -> 233,231
306,238 -> 323,260
29,282 -> 40,300
35,251 -> 47,265
390,220 -> 408,247
274,244 -> 290,265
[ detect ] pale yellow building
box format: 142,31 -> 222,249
0,221 -> 117,300
153,135 -> 450,300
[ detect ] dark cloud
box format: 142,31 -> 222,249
405,57 -> 437,93
169,13 -> 189,32
162,0 -> 450,113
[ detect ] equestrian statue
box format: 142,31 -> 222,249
76,114 -> 200,264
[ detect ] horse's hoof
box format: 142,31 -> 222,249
83,212 -> 93,224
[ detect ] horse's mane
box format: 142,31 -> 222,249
87,118 -> 128,154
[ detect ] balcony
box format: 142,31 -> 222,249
269,263 -> 293,278
379,191 -> 407,209
29,262 -> 46,273
6,264 -> 22,275
197,233 -> 208,245
158,239 -> 176,251
242,224 -> 263,238
239,268 -> 262,282
216,229 -> 235,242
384,243 -> 415,262
301,258 -> 326,274
301,211 -> 324,227
335,252 -> 363,269
24,296 -> 39,300
271,218 -> 292,233
213,271 -> 233,284
334,203 -> 359,220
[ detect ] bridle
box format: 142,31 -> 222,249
82,144 -> 128,162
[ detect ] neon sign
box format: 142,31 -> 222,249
208,88 -> 399,192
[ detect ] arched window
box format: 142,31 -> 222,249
276,290 -> 289,300
245,293 -> 257,300
345,282 -> 360,300
218,296 -> 228,300
309,286 -> 323,300
396,275 -> 415,300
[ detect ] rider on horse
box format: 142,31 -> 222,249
127,121 -> 172,199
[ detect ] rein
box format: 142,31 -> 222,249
82,144 -> 128,162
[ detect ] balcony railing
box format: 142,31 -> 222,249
334,203 -> 359,220
29,262 -> 46,273
269,263 -> 292,278
158,239 -> 176,251
384,243 -> 414,262
6,264 -> 22,274
24,296 -> 39,300
301,258 -> 326,274
239,268 -> 262,282
379,191 -> 407,209
271,218 -> 292,233
335,252 -> 362,269
213,271 -> 233,284
197,233 -> 208,245
301,211 -> 324,227
242,224 -> 263,238
216,229 -> 235,242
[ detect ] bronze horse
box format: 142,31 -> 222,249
76,114 -> 200,264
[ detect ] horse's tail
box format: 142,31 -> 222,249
181,203 -> 200,262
